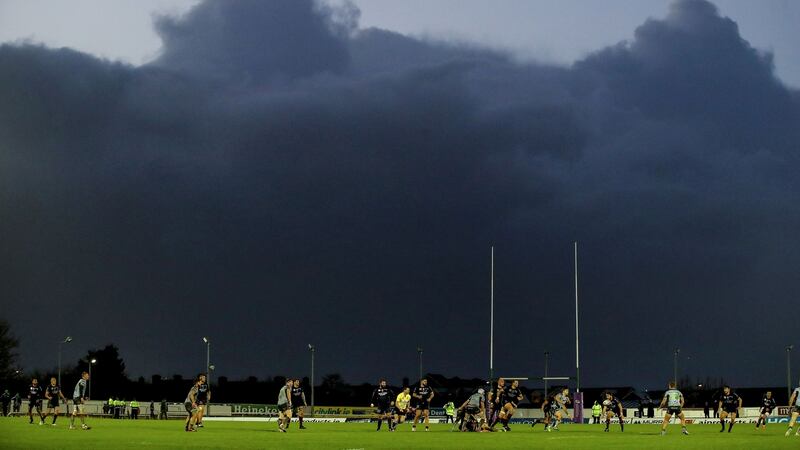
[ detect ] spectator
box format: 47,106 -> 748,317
637,399 -> 644,418
646,399 -> 654,418
130,398 -> 140,419
12,392 -> 21,412
159,399 -> 168,420
150,401 -> 156,419
703,401 -> 710,418
591,400 -> 601,424
444,401 -> 455,423
0,390 -> 10,416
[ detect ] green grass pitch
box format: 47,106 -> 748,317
1,418 -> 798,449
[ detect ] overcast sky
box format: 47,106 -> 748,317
1,0 -> 799,87
1,0 -> 799,391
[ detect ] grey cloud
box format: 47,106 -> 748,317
1,0 -> 798,387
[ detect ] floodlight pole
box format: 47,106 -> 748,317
490,245 -> 494,383
58,336 -> 73,387
544,351 -> 550,397
574,242 -> 580,393
203,336 -> 211,414
309,344 -> 315,408
88,358 -> 96,398
417,346 -> 424,381
788,345 -> 794,400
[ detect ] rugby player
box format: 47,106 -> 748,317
457,388 -> 488,432
70,371 -> 91,430
411,378 -> 435,432
394,387 -> 411,428
488,378 -> 506,429
182,376 -> 201,432
370,379 -> 395,431
717,385 -> 742,432
291,379 -> 308,429
497,380 -> 524,431
277,378 -> 293,433
551,388 -> 571,430
532,394 -> 554,431
43,377 -> 68,425
659,381 -> 688,435
27,378 -> 44,425
756,390 -> 776,430
195,373 -> 211,428
784,383 -> 800,436
602,391 -> 624,432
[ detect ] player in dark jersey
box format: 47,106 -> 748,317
370,379 -> 395,431
195,373 -> 211,428
717,385 -> 742,432
411,378 -> 435,432
27,378 -> 44,425
602,392 -> 625,432
488,378 -> 506,429
497,380 -> 524,432
532,394 -> 556,431
290,379 -> 307,429
43,377 -> 68,426
756,390 -> 776,430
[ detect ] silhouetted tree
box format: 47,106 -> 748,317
0,319 -> 20,382
68,344 -> 128,399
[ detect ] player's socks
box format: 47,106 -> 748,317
299,417 -> 303,426
728,421 -> 733,432
52,415 -> 57,424
620,420 -> 624,431
720,419 -> 725,431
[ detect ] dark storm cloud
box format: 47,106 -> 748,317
1,0 -> 798,388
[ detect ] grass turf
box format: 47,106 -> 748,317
0,418 -> 798,449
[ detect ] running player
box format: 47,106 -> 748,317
27,378 -> 44,425
277,378 -> 293,433
395,387 -> 411,427
370,379 -> 395,431
195,373 -> 210,428
43,377 -> 68,426
411,378 -> 435,432
497,380 -> 524,431
289,379 -> 307,429
183,376 -> 201,432
602,391 -> 624,432
718,385 -> 742,432
70,372 -> 91,430
785,382 -> 800,437
488,378 -> 506,429
551,388 -> 571,430
532,394 -> 555,431
756,391 -> 776,430
659,381 -> 689,435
